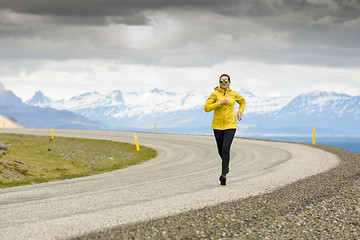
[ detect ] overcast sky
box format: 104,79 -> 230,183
1,0 -> 360,101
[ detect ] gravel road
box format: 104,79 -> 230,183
76,145 -> 359,240
0,129 -> 344,239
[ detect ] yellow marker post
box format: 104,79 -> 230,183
154,122 -> 156,133
3,121 -> 5,128
134,133 -> 140,151
51,128 -> 54,139
312,128 -> 315,144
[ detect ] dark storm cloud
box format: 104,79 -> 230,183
1,0 -> 359,24
0,0 -> 360,67
0,0 -> 239,25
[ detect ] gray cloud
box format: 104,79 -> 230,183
0,0 -> 359,67
2,0 -> 358,24
0,0 -> 239,25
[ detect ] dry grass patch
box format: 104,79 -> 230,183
0,133 -> 157,188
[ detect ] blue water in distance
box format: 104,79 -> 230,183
248,136 -> 360,153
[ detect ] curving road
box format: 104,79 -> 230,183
0,129 -> 339,240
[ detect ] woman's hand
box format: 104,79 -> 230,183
237,113 -> 242,121
220,99 -> 229,105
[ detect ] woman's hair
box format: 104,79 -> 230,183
219,73 -> 230,82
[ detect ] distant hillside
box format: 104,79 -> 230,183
0,115 -> 24,128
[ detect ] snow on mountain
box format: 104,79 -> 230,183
0,82 -> 105,130
25,91 -> 52,107
0,82 -> 25,107
240,90 -> 292,114
27,88 -> 291,117
279,91 -> 360,118
24,87 -> 360,135
23,88 -> 296,132
244,91 -> 360,135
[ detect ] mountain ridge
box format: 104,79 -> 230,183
24,87 -> 360,136
1,81 -> 359,135
0,83 -> 105,130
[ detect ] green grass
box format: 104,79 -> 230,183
0,133 -> 157,188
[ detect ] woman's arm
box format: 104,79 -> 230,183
235,93 -> 246,115
204,92 -> 221,112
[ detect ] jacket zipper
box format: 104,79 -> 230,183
223,89 -> 226,129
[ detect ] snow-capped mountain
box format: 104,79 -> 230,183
21,85 -> 360,135
25,91 -> 52,107
0,83 -> 105,130
244,91 -> 360,135
27,88 -> 291,117
0,82 -> 25,107
279,91 -> 360,118
25,88 -> 293,132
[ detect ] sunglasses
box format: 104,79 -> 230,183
219,79 -> 229,83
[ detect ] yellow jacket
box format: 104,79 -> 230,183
204,86 -> 246,130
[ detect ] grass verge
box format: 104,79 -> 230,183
0,133 -> 157,188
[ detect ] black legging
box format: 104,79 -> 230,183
213,129 -> 236,176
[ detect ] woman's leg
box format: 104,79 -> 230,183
213,129 -> 224,160
213,129 -> 236,176
220,129 -> 236,175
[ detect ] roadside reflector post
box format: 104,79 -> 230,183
134,133 -> 140,151
154,122 -> 156,133
312,128 -> 315,144
51,128 -> 54,139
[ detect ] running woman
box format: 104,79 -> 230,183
204,73 -> 246,185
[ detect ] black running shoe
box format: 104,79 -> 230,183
219,175 -> 226,186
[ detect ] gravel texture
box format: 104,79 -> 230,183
75,144 -> 360,240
